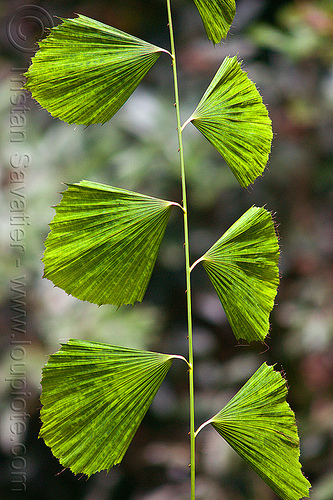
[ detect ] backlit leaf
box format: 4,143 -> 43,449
192,206 -> 279,342
40,339 -> 174,476
192,0 -> 236,43
43,180 -> 175,306
184,56 -> 273,187
24,14 -> 168,125
205,363 -> 311,500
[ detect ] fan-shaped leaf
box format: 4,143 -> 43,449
184,56 -> 273,187
192,0 -> 236,43
43,180 -> 175,306
24,14 -> 168,125
206,363 -> 311,500
40,339 -> 175,476
192,206 -> 279,342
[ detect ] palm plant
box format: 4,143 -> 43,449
24,1 -> 311,498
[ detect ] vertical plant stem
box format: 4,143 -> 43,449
166,1 -> 195,498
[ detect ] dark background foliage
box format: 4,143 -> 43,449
1,0 -> 332,498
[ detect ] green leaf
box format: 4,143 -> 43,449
192,206 -> 279,342
43,180 -> 175,306
206,363 -> 311,500
184,56 -> 273,187
24,14 -> 168,125
40,339 -> 174,476
192,0 -> 236,43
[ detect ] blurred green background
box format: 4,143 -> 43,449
1,0 -> 332,498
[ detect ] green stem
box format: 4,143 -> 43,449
166,1 -> 195,498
